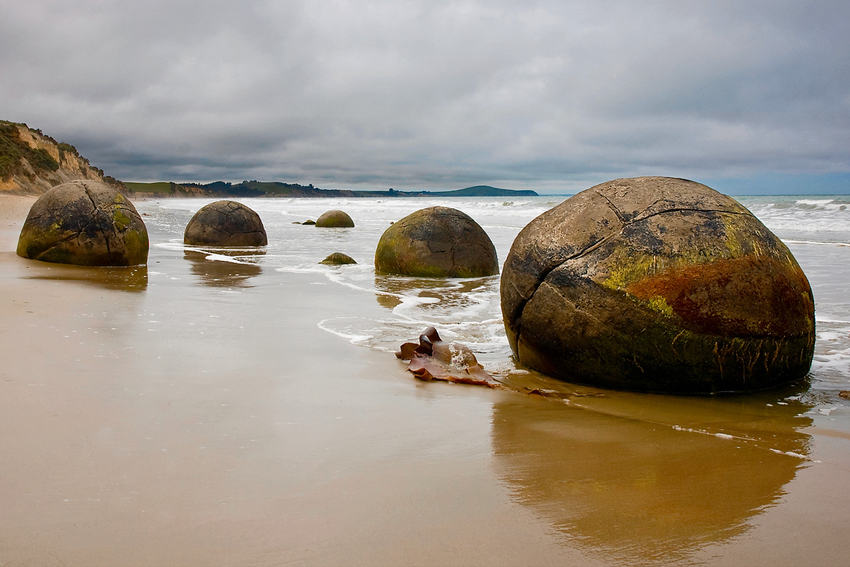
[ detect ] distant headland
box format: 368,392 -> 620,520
2,118 -> 538,198
123,181 -> 539,198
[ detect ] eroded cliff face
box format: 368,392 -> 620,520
0,121 -> 123,195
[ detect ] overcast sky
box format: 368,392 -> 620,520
2,0 -> 849,194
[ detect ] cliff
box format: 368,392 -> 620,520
0,120 -> 124,195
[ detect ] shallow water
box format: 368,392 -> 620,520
144,194 -> 850,401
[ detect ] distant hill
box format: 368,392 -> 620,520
433,185 -> 538,197
0,120 -> 124,195
1,120 -> 540,199
124,180 -> 339,198
125,181 -> 539,198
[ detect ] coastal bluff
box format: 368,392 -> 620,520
0,120 -> 123,195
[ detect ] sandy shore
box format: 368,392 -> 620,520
1,193 -> 849,566
0,194 -> 568,566
0,194 -> 36,250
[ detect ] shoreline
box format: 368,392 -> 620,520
1,192 -> 849,566
0,194 -> 36,251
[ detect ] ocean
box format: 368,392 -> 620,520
141,194 -> 850,402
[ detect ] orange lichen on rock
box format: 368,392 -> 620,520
625,254 -> 815,337
500,176 -> 816,393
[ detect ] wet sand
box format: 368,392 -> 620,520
1,194 -> 849,566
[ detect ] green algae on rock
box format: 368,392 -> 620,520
375,206 -> 499,278
184,200 -> 267,246
315,210 -> 354,228
500,176 -> 815,394
17,180 -> 149,266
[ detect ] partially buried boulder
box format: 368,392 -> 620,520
184,200 -> 267,246
17,180 -> 149,266
375,206 -> 498,277
501,176 -> 815,394
319,252 -> 357,265
315,210 -> 354,228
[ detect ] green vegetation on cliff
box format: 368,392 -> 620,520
1,119 -> 123,194
1,120 -> 59,179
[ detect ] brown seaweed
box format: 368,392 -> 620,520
397,327 -> 611,401
396,327 -> 502,388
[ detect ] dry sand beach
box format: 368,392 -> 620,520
1,193 -> 849,566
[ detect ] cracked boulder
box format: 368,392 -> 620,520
315,210 -> 355,228
17,180 -> 149,266
184,200 -> 267,246
375,206 -> 499,277
501,177 -> 815,394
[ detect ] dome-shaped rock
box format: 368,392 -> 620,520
501,177 -> 815,394
375,206 -> 498,278
319,252 -> 357,265
315,210 -> 354,228
184,200 -> 267,246
17,180 -> 149,266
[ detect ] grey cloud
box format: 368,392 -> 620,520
2,0 -> 849,192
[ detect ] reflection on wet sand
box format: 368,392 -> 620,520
491,377 -> 813,565
23,262 -> 148,292
373,275 -> 496,310
184,249 -> 264,287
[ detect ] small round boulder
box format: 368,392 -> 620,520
375,206 -> 498,278
184,200 -> 267,246
501,177 -> 815,394
17,180 -> 149,266
319,252 -> 357,265
315,210 -> 354,228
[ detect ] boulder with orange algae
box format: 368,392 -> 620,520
501,176 -> 815,394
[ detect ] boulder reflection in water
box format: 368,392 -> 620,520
373,275 -> 493,311
184,249 -> 264,288
491,387 -> 812,564
23,263 -> 148,292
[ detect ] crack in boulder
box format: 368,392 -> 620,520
512,203 -> 754,346
17,180 -> 148,266
501,176 -> 814,393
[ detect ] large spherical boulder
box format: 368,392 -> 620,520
375,206 -> 499,277
184,200 -> 267,246
315,210 -> 354,228
501,177 -> 815,394
17,180 -> 149,266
